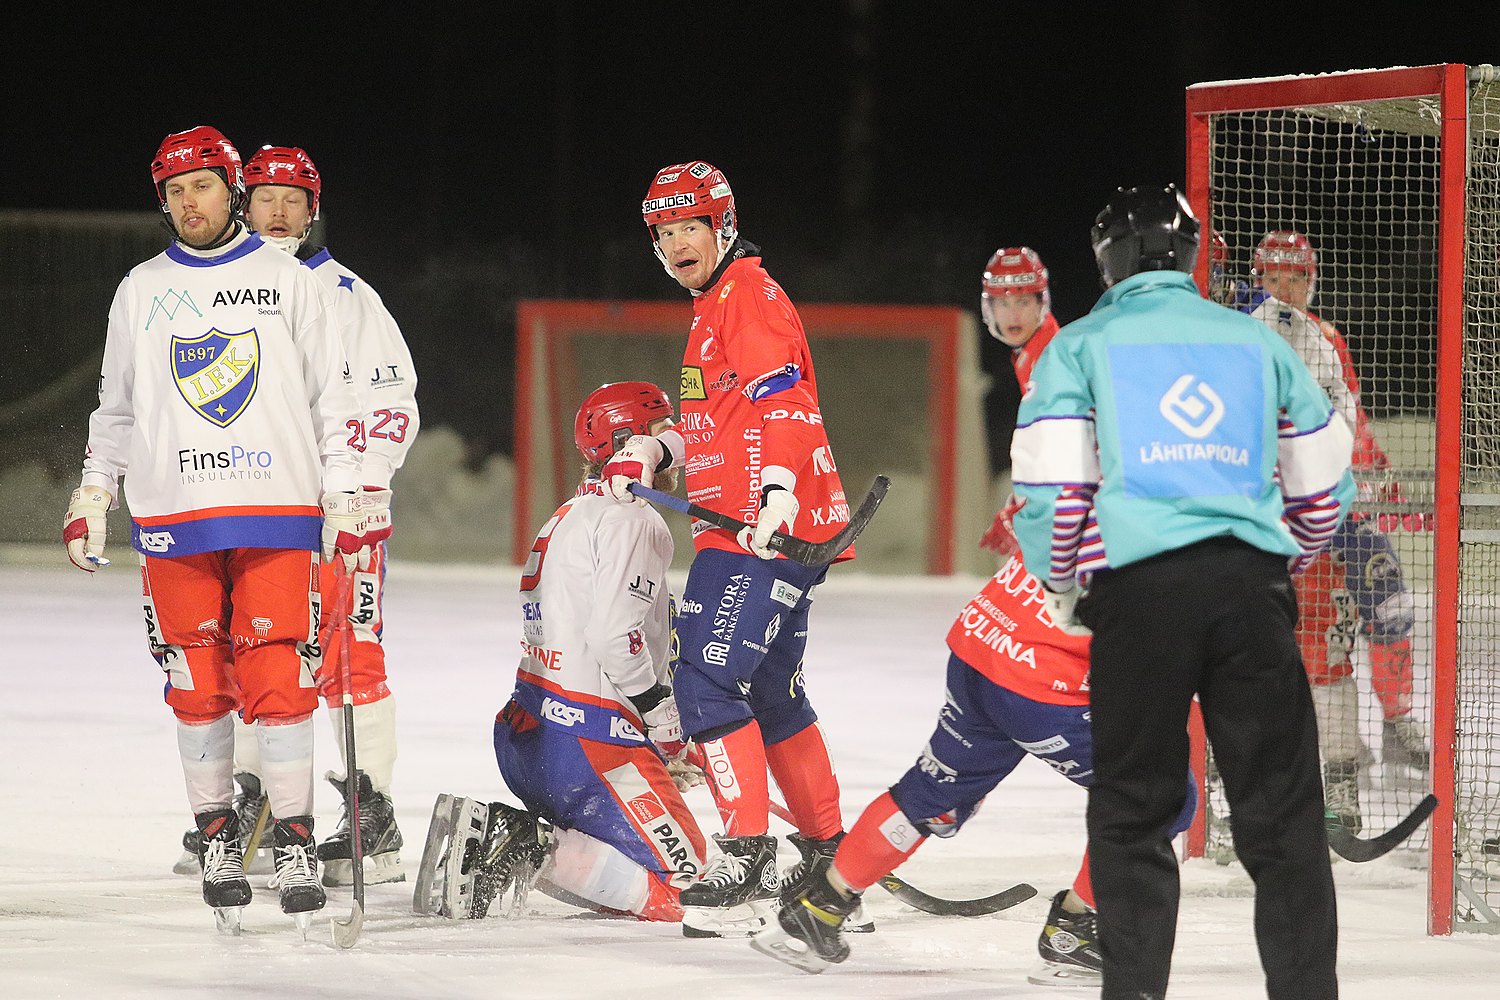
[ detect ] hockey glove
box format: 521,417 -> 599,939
739,485 -> 799,560
321,488 -> 391,571
1043,580 -> 1091,636
602,435 -> 669,505
63,485 -> 113,571
979,494 -> 1025,557
630,683 -> 686,760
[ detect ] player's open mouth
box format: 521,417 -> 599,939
675,257 -> 699,270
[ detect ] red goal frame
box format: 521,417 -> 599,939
1184,63 -> 1470,935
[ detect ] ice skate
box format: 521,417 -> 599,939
1323,760 -> 1363,836
412,795 -> 550,919
269,816 -> 325,936
1028,889 -> 1102,986
318,770 -> 404,887
750,872 -> 861,974
681,834 -> 779,939
468,801 -> 551,919
196,808 -> 252,935
175,772 -> 272,877
779,832 -> 873,933
1382,715 -> 1430,774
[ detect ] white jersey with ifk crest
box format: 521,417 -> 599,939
512,479 -> 674,747
80,229 -> 363,557
301,248 -> 420,488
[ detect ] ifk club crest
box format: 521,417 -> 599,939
172,329 -> 260,427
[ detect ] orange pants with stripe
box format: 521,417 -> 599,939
315,543 -> 392,706
141,547 -> 320,724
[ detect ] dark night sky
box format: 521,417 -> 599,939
5,7 -> 1498,460
8,8 -> 1497,320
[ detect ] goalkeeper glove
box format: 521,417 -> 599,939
63,485 -> 113,571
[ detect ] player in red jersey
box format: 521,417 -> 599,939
1251,231 -> 1428,834
751,549 -> 1196,981
599,161 -> 858,938
978,247 -> 1060,556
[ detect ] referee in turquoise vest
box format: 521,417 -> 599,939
1011,185 -> 1355,1000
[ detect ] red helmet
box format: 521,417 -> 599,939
980,247 -> 1050,341
642,161 -> 736,241
1253,230 -> 1318,303
244,145 -> 322,219
150,126 -> 244,211
574,382 -> 675,465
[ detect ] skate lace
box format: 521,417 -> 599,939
699,849 -> 751,888
202,836 -> 246,885
270,842 -> 318,890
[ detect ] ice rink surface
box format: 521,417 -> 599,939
3,559 -> 1495,999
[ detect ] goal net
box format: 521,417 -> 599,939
513,300 -> 992,574
1185,63 -> 1500,935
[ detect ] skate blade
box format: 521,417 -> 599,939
214,906 -> 246,936
412,793 -> 487,918
323,851 -> 406,887
292,910 -> 315,939
748,924 -> 834,974
1027,959 -> 1102,987
682,898 -> 775,939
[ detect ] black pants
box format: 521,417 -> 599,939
1078,538 -> 1338,1000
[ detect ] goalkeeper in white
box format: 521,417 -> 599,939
415,382 -> 708,922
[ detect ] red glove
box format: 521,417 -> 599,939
980,494 -> 1025,556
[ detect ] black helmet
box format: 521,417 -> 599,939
1090,184 -> 1200,289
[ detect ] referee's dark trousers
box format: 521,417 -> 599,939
1078,537 -> 1338,1000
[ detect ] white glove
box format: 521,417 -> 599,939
601,435 -> 667,505
665,754 -> 705,792
630,684 -> 686,759
738,486 -> 799,560
320,488 -> 392,570
1043,580 -> 1092,636
63,485 -> 113,571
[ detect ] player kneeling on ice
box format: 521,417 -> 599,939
414,383 -> 708,922
751,533 -> 1196,980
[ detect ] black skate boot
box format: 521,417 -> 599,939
174,772 -> 271,877
270,815 -> 326,935
1382,715 -> 1430,773
468,802 -> 552,919
318,771 -> 404,887
780,832 -> 873,933
197,808 -> 252,935
1323,759 -> 1363,835
680,833 -> 779,939
750,871 -> 862,974
1029,889 -> 1102,985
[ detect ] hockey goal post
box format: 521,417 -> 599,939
513,300 -> 993,575
1184,63 -> 1500,935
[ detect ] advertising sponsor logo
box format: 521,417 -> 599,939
770,579 -> 802,608
680,366 -> 706,401
138,529 -> 176,553
145,288 -> 203,329
540,697 -> 585,727
878,810 -> 923,851
679,598 -> 704,616
708,369 -> 739,392
211,288 -> 280,308
610,716 -> 645,741
642,193 -> 697,214
702,641 -> 730,665
250,616 -> 273,637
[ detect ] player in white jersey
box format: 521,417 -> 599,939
414,382 -> 709,923
168,143 -> 422,887
63,126 -> 386,933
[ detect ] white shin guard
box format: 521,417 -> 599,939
232,714 -> 261,778
255,717 -> 316,819
544,827 -> 650,915
1310,675 -> 1365,763
327,696 -> 398,795
177,714 -> 236,815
